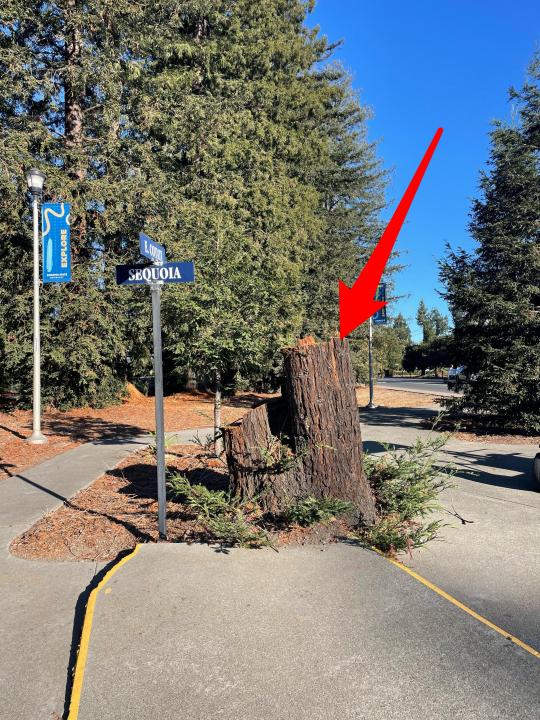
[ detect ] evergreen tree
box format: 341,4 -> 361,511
393,313 -> 412,344
0,0 -> 389,414
416,299 -> 435,342
301,67 -> 387,339
430,308 -> 449,336
440,56 -> 540,432
0,0 -> 155,407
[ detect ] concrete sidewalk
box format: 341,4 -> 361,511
77,543 -> 539,720
0,428 -> 211,720
360,406 -> 540,650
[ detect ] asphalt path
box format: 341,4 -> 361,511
0,428 -> 212,720
1,414 -> 538,719
360,405 -> 540,650
376,376 -> 456,396
77,543 -> 539,720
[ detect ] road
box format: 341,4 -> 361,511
376,376 -> 455,396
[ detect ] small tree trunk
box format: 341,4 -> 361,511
223,338 -> 376,524
214,369 -> 223,456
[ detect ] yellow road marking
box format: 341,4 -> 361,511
374,548 -> 540,660
67,544 -> 141,720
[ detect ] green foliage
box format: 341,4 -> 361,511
204,514 -> 271,549
402,336 -> 453,375
0,0 -> 389,407
284,496 -> 355,526
257,433 -> 305,473
148,432 -> 178,457
350,313 -> 412,382
360,515 -> 442,555
357,435 -> 454,555
416,300 -> 450,344
167,473 -> 270,547
440,54 -> 540,432
167,474 -> 232,518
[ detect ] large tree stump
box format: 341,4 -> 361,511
223,338 -> 376,524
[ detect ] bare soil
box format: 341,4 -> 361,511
10,385 -> 537,563
3,383 -> 534,483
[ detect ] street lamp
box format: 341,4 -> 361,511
25,168 -> 48,444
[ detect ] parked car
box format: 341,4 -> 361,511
447,365 -> 467,390
447,365 -> 477,391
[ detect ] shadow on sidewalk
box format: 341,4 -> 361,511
359,405 -> 438,431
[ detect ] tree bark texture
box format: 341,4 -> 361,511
223,338 -> 376,524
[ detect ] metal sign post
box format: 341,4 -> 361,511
366,283 -> 387,410
151,280 -> 167,539
116,235 -> 195,540
367,315 -> 376,409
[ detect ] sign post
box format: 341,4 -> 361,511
367,283 -> 387,410
150,281 -> 167,538
116,235 -> 195,539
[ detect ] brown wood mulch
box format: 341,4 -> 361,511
10,444 -> 348,563
0,387 -> 272,481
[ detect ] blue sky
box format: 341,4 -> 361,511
309,0 -> 539,340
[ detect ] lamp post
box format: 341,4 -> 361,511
25,168 -> 47,444
366,315 -> 376,410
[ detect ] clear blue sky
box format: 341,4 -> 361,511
309,0 -> 539,340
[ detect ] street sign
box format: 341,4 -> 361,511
373,283 -> 387,325
115,261 -> 195,286
139,232 -> 166,264
42,202 -> 71,283
116,251 -> 195,540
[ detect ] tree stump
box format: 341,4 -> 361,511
223,338 -> 376,524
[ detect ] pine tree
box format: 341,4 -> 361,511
416,299 -> 435,342
393,313 -> 412,344
300,67 -> 387,339
440,56 -> 540,432
0,0 -> 389,416
0,0 -> 155,407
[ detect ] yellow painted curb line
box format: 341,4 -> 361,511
67,544 -> 141,720
373,548 -> 540,660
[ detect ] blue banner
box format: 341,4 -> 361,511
42,202 -> 71,283
373,283 -> 387,325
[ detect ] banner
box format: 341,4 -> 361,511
42,202 -> 71,283
373,283 -> 387,325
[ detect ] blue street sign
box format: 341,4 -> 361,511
42,202 -> 71,283
116,261 -> 195,286
139,232 -> 166,264
373,283 -> 387,325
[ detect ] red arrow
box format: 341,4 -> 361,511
339,128 -> 443,339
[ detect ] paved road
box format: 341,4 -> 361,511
376,376 -> 456,396
77,543 -> 539,720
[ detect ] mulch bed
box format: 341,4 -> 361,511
0,387 -> 272,481
10,444 -> 350,562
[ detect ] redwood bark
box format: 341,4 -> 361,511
223,338 -> 376,524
